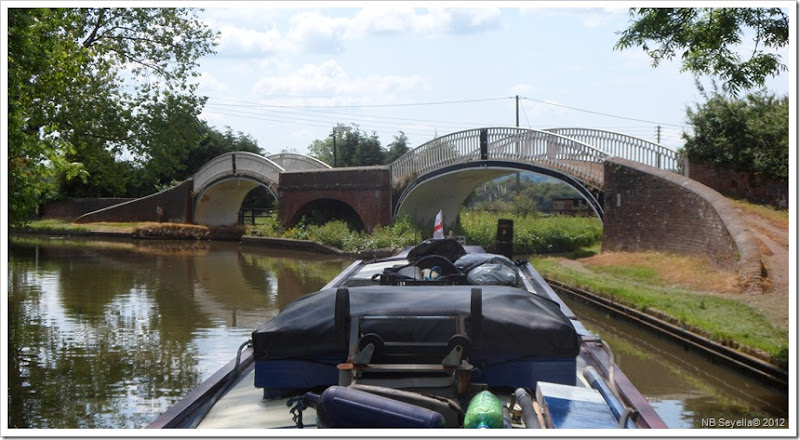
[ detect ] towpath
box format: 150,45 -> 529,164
733,206 -> 790,333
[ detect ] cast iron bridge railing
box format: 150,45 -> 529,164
389,127 -> 681,190
544,128 -> 682,172
389,128 -> 606,191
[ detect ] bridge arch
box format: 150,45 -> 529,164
193,152 -> 284,226
389,128 -> 608,229
393,160 -> 603,232
266,152 -> 331,171
390,127 -> 608,190
287,197 -> 367,231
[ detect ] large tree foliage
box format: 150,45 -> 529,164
62,123 -> 263,198
683,87 -> 788,181
615,8 -> 789,95
384,131 -> 411,164
8,8 -> 217,224
308,123 -> 387,167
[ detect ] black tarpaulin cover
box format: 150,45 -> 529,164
252,285 -> 579,360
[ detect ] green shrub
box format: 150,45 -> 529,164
684,87 -> 788,180
246,215 -> 421,253
248,216 -> 283,237
308,220 -> 354,251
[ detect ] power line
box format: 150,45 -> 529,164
206,94 -> 688,130
203,94 -> 690,149
519,96 -> 686,128
203,107 -> 439,138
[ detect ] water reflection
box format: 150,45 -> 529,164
7,236 -> 351,429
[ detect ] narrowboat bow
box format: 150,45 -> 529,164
148,238 -> 667,430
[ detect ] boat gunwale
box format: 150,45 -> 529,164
146,348 -> 255,429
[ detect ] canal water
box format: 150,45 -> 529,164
6,236 -> 789,430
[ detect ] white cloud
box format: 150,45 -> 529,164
349,7 -> 417,36
204,7 -> 504,58
251,60 -> 428,105
287,11 -> 350,54
440,8 -> 502,34
196,72 -> 229,94
370,7 -> 502,36
216,24 -> 286,56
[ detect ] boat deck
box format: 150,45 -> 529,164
197,357 -> 597,429
197,366 -> 316,429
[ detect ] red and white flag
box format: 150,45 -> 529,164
433,210 -> 444,239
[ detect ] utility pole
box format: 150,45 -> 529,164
331,127 -> 337,167
656,125 -> 662,144
515,95 -> 520,196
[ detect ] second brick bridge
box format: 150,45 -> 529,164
76,127 -> 762,291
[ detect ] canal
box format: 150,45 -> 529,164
6,236 -> 788,429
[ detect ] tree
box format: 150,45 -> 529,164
308,123 -> 385,167
7,8 -> 217,224
181,124 -> 263,182
615,8 -> 789,95
683,86 -> 788,181
8,9 -> 87,223
384,131 -> 411,164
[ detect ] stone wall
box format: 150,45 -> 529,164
74,180 -> 193,224
687,159 -> 789,208
603,157 -> 762,293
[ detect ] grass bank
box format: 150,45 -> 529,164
14,219 -> 244,240
531,252 -> 788,368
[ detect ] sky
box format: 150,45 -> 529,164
193,2 -> 793,157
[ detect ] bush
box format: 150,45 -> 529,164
683,87 -> 788,180
245,215 -> 421,253
308,220 -> 354,251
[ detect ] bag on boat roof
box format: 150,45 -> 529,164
454,253 -> 517,273
251,285 -> 580,361
407,238 -> 466,263
466,263 -> 519,286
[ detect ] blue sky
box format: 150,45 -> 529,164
194,2 -> 793,157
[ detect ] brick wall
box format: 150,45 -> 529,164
278,167 -> 392,233
74,180 -> 193,224
603,157 -> 762,292
41,198 -> 135,220
687,159 -> 788,208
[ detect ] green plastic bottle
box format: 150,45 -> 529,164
463,390 -> 504,429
